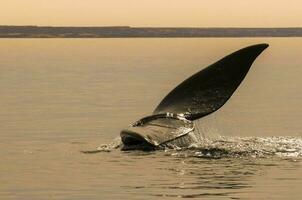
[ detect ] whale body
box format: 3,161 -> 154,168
120,44 -> 269,150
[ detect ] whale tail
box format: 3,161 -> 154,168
154,43 -> 269,120
121,44 -> 269,149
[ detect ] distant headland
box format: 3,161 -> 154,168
1,26 -> 302,38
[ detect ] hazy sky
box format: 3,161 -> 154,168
1,0 -> 302,27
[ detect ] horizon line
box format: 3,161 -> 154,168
1,25 -> 302,29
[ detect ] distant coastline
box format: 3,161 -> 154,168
1,26 -> 302,38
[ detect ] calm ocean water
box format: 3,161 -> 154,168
0,38 -> 301,199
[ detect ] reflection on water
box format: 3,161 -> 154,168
152,157 -> 256,198
0,38 -> 302,199
86,134 -> 302,199
109,149 -> 302,199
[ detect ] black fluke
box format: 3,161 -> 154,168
154,43 -> 269,120
120,44 -> 269,150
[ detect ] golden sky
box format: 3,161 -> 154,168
1,0 -> 302,27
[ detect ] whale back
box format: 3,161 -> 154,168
153,44 -> 268,120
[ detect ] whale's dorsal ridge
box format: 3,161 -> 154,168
153,43 -> 269,120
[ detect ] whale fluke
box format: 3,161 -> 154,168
153,44 -> 269,120
120,44 -> 269,150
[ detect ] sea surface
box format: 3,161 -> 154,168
0,38 -> 302,199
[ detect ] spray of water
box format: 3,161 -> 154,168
83,121 -> 302,159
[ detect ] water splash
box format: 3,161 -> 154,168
166,136 -> 302,159
82,133 -> 302,159
82,137 -> 121,154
